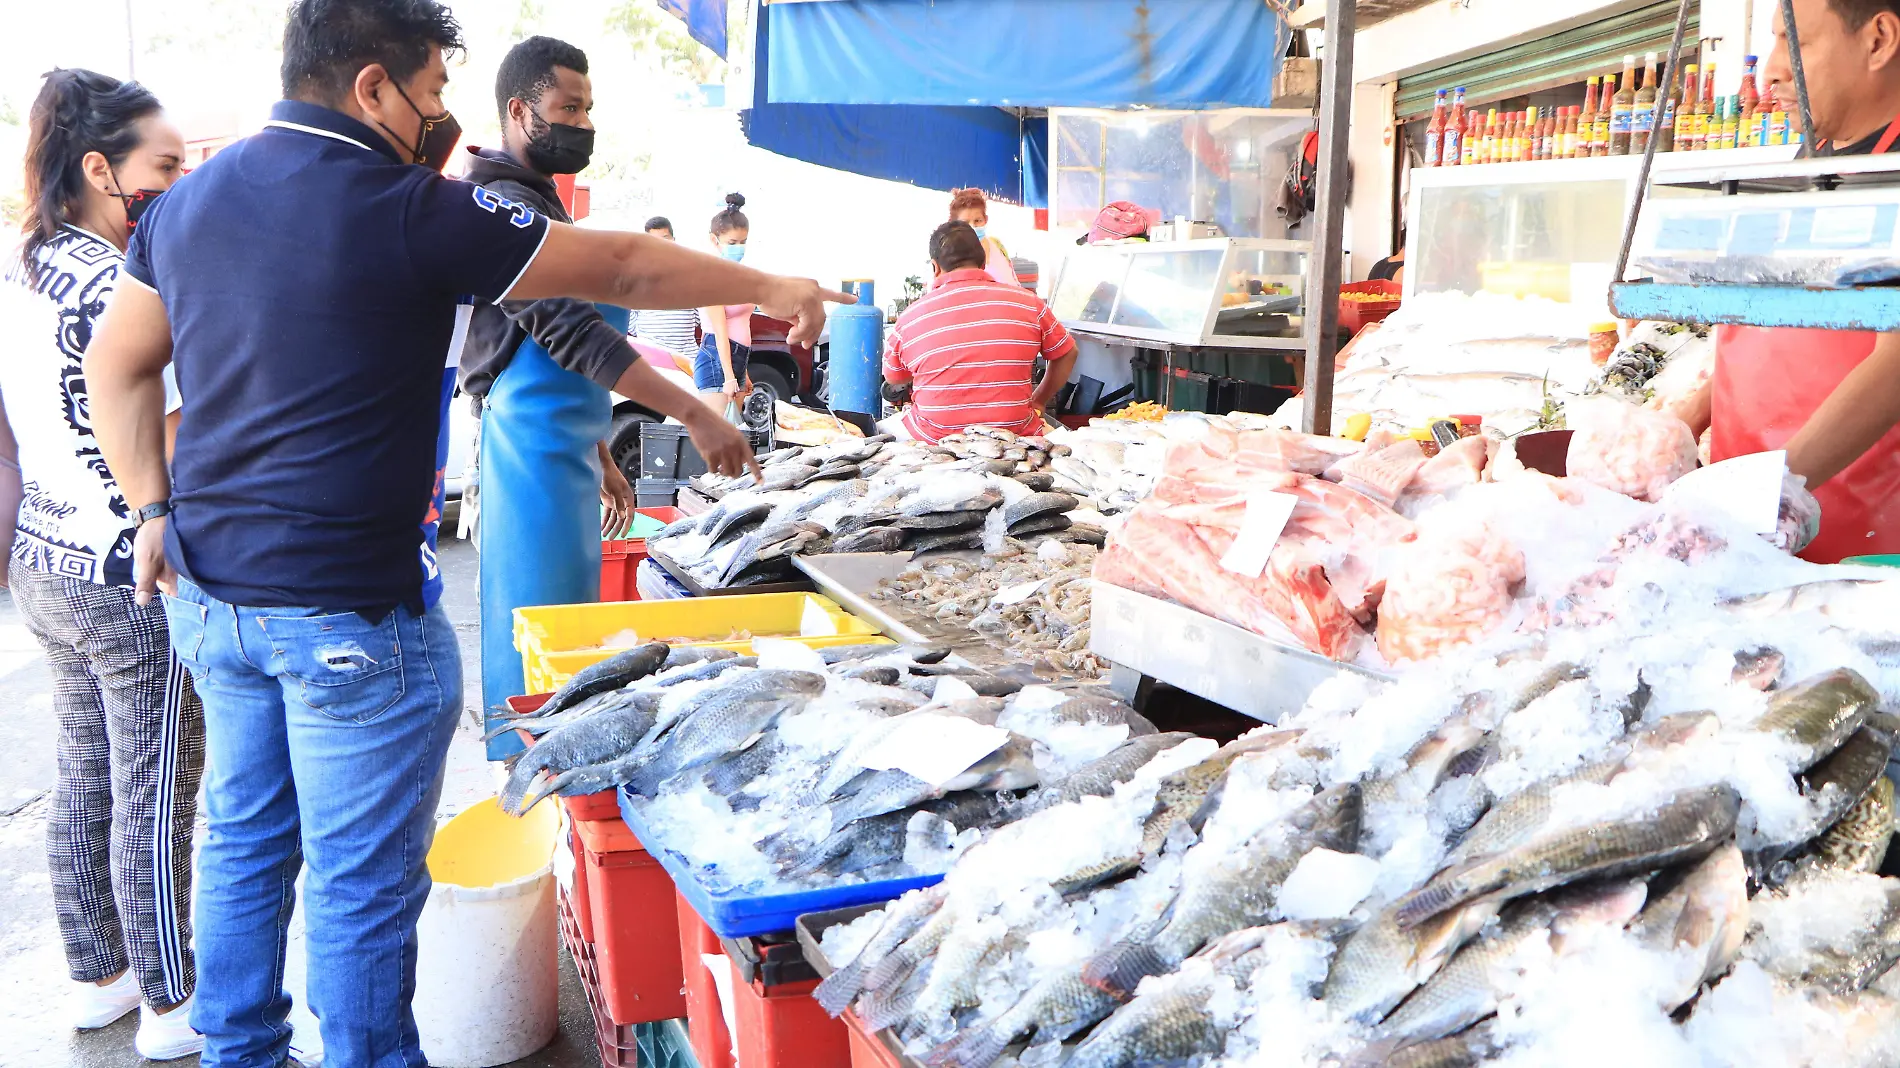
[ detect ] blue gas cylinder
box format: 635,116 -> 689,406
828,304 -> 884,417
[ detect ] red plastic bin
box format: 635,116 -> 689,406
565,822 -> 596,943
574,816 -> 686,1025
559,887 -> 640,1068
1339,279 -> 1403,334
506,693 -> 620,822
602,506 -> 684,601
843,1009 -> 907,1068
678,892 -> 736,1068
728,964 -> 850,1068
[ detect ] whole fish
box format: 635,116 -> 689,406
815,887 -> 949,1015
624,670 -> 828,795
1007,514 -> 1072,538
1759,726 -> 1897,881
699,733 -> 787,798
802,701 -> 1007,807
908,528 -> 986,558
1365,713 -> 1490,814
706,499 -> 775,545
1753,668 -> 1881,770
1001,491 -> 1079,528
521,642 -> 670,719
822,737 -> 1039,829
821,642 -> 949,665
1043,693 -> 1160,736
663,646 -> 740,667
499,697 -> 664,814
1322,900 -> 1503,1027
1064,927 -> 1287,1068
1381,1022 -> 1506,1068
1628,844 -> 1750,1011
843,665 -> 902,686
1803,776 -> 1898,877
481,687 -> 649,741
832,527 -> 909,553
638,655 -> 759,689
1373,880 -> 1648,1050
1394,785 -> 1740,929
1030,732 -> 1197,811
900,916 -> 1017,1031
856,905 -> 959,1030
783,793 -> 1008,880
925,967 -> 1118,1068
892,510 -> 990,532
1081,784 -> 1363,999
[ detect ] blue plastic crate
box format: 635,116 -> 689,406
619,787 -> 942,939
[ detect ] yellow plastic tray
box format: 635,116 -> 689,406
513,593 -> 889,694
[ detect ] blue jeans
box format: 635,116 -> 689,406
162,577 -> 461,1068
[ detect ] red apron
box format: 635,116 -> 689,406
1709,117 -> 1900,562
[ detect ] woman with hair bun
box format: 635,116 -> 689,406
0,68 -> 202,1061
697,192 -> 758,413
949,186 -> 1021,287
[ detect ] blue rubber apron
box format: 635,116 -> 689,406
479,306 -> 625,756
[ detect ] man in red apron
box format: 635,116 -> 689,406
1704,0 -> 1900,562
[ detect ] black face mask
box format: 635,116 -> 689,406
379,81 -> 462,172
107,171 -> 164,231
524,113 -> 594,175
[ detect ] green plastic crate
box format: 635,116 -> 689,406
1843,555 -> 1900,568
635,1019 -> 700,1068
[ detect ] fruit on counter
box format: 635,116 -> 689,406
1105,401 -> 1168,423
1342,412 -> 1371,442
1341,291 -> 1400,303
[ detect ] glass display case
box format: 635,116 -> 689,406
1049,238 -> 1312,350
1404,151 -> 1755,311
1050,109 -> 1316,239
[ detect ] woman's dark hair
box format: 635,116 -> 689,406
711,193 -> 748,236
495,35 -> 587,123
19,68 -> 161,275
281,0 -> 464,105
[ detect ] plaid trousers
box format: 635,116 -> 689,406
13,564 -> 206,1009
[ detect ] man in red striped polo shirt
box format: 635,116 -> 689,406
883,222 -> 1077,443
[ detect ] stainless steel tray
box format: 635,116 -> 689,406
792,553 -> 932,643
1089,583 -> 1388,723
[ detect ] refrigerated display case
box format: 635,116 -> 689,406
1048,237 -> 1313,350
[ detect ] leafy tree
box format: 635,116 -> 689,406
603,0 -> 724,85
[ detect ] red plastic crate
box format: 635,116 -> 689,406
678,892 -> 736,1068
505,694 -> 621,822
565,823 -> 595,943
559,887 -> 640,1068
843,1009 -> 906,1068
574,817 -> 686,1025
728,963 -> 849,1068
602,506 -> 685,601
1339,279 -> 1403,334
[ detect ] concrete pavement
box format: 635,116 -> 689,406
0,534 -> 604,1068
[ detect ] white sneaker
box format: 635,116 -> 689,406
134,995 -> 205,1062
73,971 -> 141,1030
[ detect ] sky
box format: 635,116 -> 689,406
0,0 -> 1053,308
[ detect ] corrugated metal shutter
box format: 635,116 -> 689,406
1395,2 -> 1700,120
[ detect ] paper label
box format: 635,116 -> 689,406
1218,491 -> 1300,578
858,714 -> 1011,787
1661,449 -> 1785,535
992,579 -> 1046,607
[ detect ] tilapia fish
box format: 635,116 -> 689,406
499,695 -> 663,814
925,967 -> 1119,1068
1029,732 -> 1197,811
782,793 -> 1007,880
1627,844 -> 1750,1011
1322,899 -> 1503,1027
803,701 -> 1006,807
1065,927 -> 1286,1068
1760,726 -> 1897,882
623,670 -> 827,795
521,642 -> 670,718
1371,880 -> 1648,1051
1081,784 -> 1362,999
1046,693 -> 1160,736
1395,784 -> 1740,929
1380,1022 -> 1506,1068
1803,777 -> 1898,878
820,737 -> 1039,830
815,886 -> 949,1015
1753,668 -> 1881,770
639,654 -> 757,689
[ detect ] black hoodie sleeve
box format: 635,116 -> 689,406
459,176 -> 635,400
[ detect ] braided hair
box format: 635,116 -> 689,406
19,69 -> 161,277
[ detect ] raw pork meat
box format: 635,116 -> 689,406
1333,439 -> 1430,507
1565,397 -> 1698,502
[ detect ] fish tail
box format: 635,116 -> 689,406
927,1027 -> 1008,1068
623,758 -> 671,799
498,752 -> 553,815
858,950 -> 917,1002
1393,881 -> 1466,929
1080,941 -> 1167,999
480,719 -> 526,743
813,962 -> 865,1016
858,964 -> 929,1032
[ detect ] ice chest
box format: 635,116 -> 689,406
512,593 -> 888,694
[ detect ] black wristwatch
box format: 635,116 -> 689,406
134,500 -> 173,528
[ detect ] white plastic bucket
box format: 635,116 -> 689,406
414,797 -> 561,1067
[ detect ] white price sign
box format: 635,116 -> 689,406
1218,491 -> 1300,578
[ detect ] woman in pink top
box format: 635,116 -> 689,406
949,187 -> 1020,288
694,193 -> 758,412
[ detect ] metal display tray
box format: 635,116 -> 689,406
647,544 -> 817,598
792,553 -> 934,643
1089,582 -> 1389,723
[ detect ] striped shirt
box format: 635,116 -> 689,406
883,268 -> 1076,443
632,308 -> 700,357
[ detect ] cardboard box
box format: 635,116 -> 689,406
1275,58 -> 1320,109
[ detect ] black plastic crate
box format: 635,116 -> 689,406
640,423 -> 711,481
719,930 -> 821,988
635,478 -> 685,508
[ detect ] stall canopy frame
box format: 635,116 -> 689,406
1393,1 -> 1701,120
1302,0 -> 1354,437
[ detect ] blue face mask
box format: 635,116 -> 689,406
972,226 -> 988,241
720,243 -> 747,263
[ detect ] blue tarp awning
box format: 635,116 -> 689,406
658,0 -> 729,58
767,0 -> 1284,109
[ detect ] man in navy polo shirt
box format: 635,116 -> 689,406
84,1 -> 848,1064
